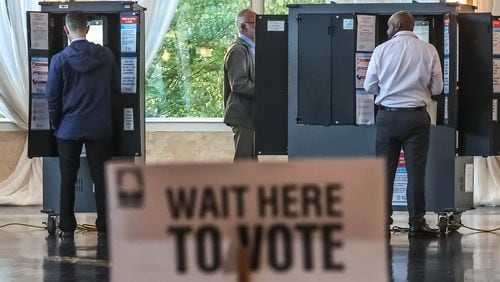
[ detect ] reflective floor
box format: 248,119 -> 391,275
390,207 -> 500,281
1,206 -> 500,281
0,206 -> 108,281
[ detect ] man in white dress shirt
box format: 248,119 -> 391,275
364,11 -> 443,237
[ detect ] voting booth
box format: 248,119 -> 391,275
253,3 -> 498,233
458,14 -> 500,156
26,1 -> 145,233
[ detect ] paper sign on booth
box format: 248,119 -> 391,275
30,13 -> 49,50
121,57 -> 137,93
106,159 -> 387,282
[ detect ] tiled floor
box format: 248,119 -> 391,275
1,206 -> 500,281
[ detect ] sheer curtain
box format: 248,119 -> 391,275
0,0 -> 42,205
470,1 -> 500,206
0,0 -> 178,205
140,0 -> 180,69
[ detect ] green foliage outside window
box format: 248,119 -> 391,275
265,0 -> 327,14
145,0 -> 250,118
145,0 -> 327,118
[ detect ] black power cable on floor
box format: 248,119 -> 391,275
0,223 -> 97,232
390,224 -> 500,234
2,223 -> 500,234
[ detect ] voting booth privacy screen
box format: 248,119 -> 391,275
27,1 -> 145,158
27,1 -> 145,214
254,3 -> 497,213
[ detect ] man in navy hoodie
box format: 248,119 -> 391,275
46,11 -> 118,238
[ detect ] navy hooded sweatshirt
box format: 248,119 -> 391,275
46,40 -> 118,140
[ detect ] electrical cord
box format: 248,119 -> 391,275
76,224 -> 97,232
390,224 -> 500,234
2,222 -> 499,234
0,223 -> 46,229
0,222 -> 97,232
456,223 -> 500,233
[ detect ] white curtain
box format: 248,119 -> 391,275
0,0 -> 42,205
494,0 -> 500,15
477,0 -> 493,12
474,157 -> 500,206
139,0 -> 180,69
471,1 -> 500,207
0,0 -> 178,205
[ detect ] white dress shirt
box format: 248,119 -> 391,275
364,31 -> 443,108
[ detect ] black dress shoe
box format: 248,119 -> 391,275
408,223 -> 439,238
58,230 -> 74,238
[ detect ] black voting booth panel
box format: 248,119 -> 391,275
292,7 -> 455,128
26,2 -> 145,217
271,3 -> 478,213
255,15 -> 288,155
27,1 -> 145,158
458,13 -> 500,156
297,13 -> 356,126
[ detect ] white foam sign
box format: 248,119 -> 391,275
106,159 -> 387,282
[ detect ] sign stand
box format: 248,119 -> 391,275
238,247 -> 250,282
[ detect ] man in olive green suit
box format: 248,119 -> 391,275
223,9 -> 257,161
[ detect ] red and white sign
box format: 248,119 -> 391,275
120,16 -> 138,24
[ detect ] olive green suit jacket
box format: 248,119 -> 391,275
223,37 -> 255,129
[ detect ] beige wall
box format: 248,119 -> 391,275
0,132 -> 26,182
0,131 -> 235,182
146,131 -> 234,163
0,129 -> 289,183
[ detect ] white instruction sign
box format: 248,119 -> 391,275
356,15 -> 376,52
121,57 -> 137,93
444,58 -> 450,94
493,99 -> 498,122
494,59 -> 500,93
30,13 -> 49,50
106,159 -> 388,282
30,98 -> 50,130
123,108 -> 134,131
267,20 -> 285,32
356,90 -> 374,125
343,19 -> 353,30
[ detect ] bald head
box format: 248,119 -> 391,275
237,9 -> 256,41
387,11 -> 414,39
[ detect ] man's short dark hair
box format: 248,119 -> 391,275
65,11 -> 87,32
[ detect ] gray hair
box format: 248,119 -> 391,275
236,9 -> 254,32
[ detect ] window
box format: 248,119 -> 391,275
149,0 -> 431,118
265,0 -> 327,14
145,0 -> 251,118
